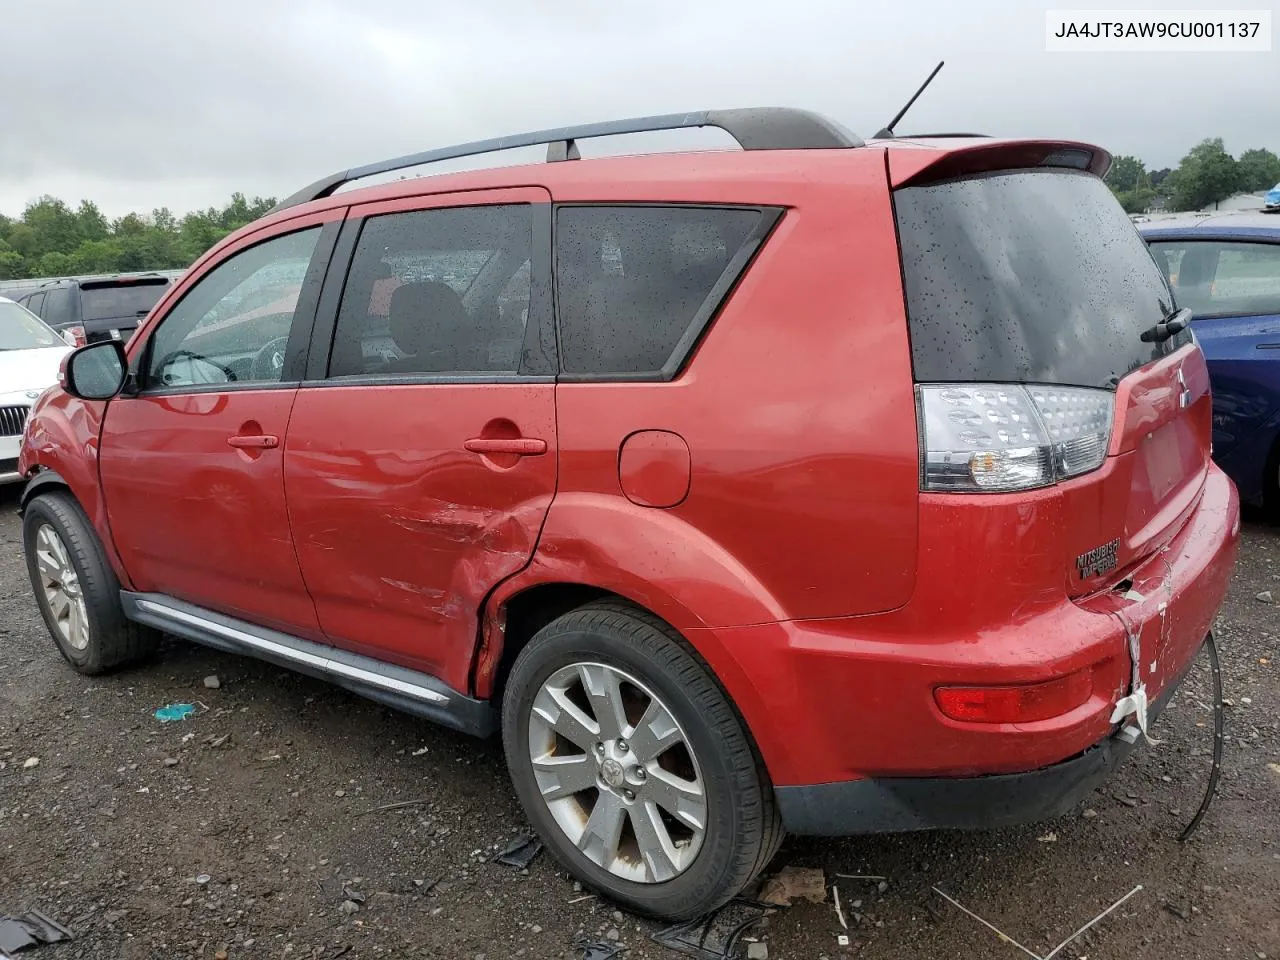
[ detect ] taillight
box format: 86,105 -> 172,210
917,384 -> 1113,492
934,671 -> 1093,724
65,326 -> 87,347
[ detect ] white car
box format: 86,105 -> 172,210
1,296 -> 72,484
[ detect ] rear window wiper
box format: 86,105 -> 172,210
1139,307 -> 1192,344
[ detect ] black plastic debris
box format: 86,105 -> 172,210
0,910 -> 74,953
650,899 -> 772,960
492,833 -> 543,869
570,934 -> 625,960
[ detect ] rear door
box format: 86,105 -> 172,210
284,188 -> 557,692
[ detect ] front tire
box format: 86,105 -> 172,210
501,601 -> 782,919
22,492 -> 158,674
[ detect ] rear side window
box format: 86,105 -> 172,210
81,280 -> 169,321
42,286 -> 73,326
23,292 -> 45,317
895,170 -> 1185,389
329,205 -> 532,378
1148,240 -> 1280,319
555,206 -> 768,377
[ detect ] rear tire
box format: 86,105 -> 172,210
22,492 -> 159,674
501,600 -> 783,920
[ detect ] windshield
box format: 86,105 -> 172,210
0,300 -> 62,351
81,281 -> 169,321
894,169 -> 1189,389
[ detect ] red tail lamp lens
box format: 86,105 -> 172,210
934,671 -> 1093,724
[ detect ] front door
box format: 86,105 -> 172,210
98,216 -> 340,638
284,189 -> 557,691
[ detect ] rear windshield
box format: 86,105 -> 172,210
81,281 -> 169,321
894,169 -> 1188,389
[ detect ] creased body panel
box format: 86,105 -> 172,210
19,390 -> 131,584
285,383 -> 558,691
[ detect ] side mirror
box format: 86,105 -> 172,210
62,340 -> 128,401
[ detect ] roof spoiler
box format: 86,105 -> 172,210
268,107 -> 864,214
888,139 -> 1113,187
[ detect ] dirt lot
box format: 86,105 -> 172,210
1,486 -> 1277,960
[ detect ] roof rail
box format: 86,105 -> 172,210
894,132 -> 991,139
270,107 -> 863,213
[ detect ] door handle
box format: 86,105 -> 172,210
227,434 -> 280,450
464,437 -> 547,456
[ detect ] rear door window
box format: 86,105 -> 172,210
42,287 -> 73,326
1148,240 -> 1280,318
894,169 -> 1185,388
23,292 -> 45,317
328,204 -> 533,378
554,205 -> 773,378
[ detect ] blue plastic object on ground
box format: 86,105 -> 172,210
154,703 -> 197,723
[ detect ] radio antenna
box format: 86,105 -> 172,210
874,60 -> 945,139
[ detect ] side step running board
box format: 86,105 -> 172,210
120,592 -> 496,737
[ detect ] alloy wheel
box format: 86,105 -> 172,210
527,662 -> 707,883
35,524 -> 90,651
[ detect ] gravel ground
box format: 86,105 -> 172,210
1,485 -> 1276,960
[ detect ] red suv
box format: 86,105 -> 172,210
18,109 -> 1239,920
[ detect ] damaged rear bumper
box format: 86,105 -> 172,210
776,663 -> 1187,836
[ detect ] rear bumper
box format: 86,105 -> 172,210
776,659 -> 1186,835
695,465 -> 1239,794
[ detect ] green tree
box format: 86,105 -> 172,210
0,241 -> 23,280
75,200 -> 110,243
1171,138 -> 1241,211
36,251 -> 75,276
1106,155 -> 1147,193
23,197 -> 82,255
1115,186 -> 1156,214
0,192 -> 276,280
1106,155 -> 1156,213
67,240 -> 123,274
1237,148 -> 1280,192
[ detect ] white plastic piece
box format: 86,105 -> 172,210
1110,684 -> 1162,746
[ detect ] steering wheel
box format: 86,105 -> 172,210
250,336 -> 291,382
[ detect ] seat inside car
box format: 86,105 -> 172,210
384,280 -> 470,373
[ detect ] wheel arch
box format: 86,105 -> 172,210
20,467 -> 72,512
475,575 -> 785,787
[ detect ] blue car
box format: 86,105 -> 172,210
1141,213 -> 1280,513
1267,182 -> 1280,211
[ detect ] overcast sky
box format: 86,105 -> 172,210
2,0 -> 1277,218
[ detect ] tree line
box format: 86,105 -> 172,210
1106,140 -> 1280,214
0,193 -> 277,281
3,135 -> 1277,282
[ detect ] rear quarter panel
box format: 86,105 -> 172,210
541,151 -> 920,625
